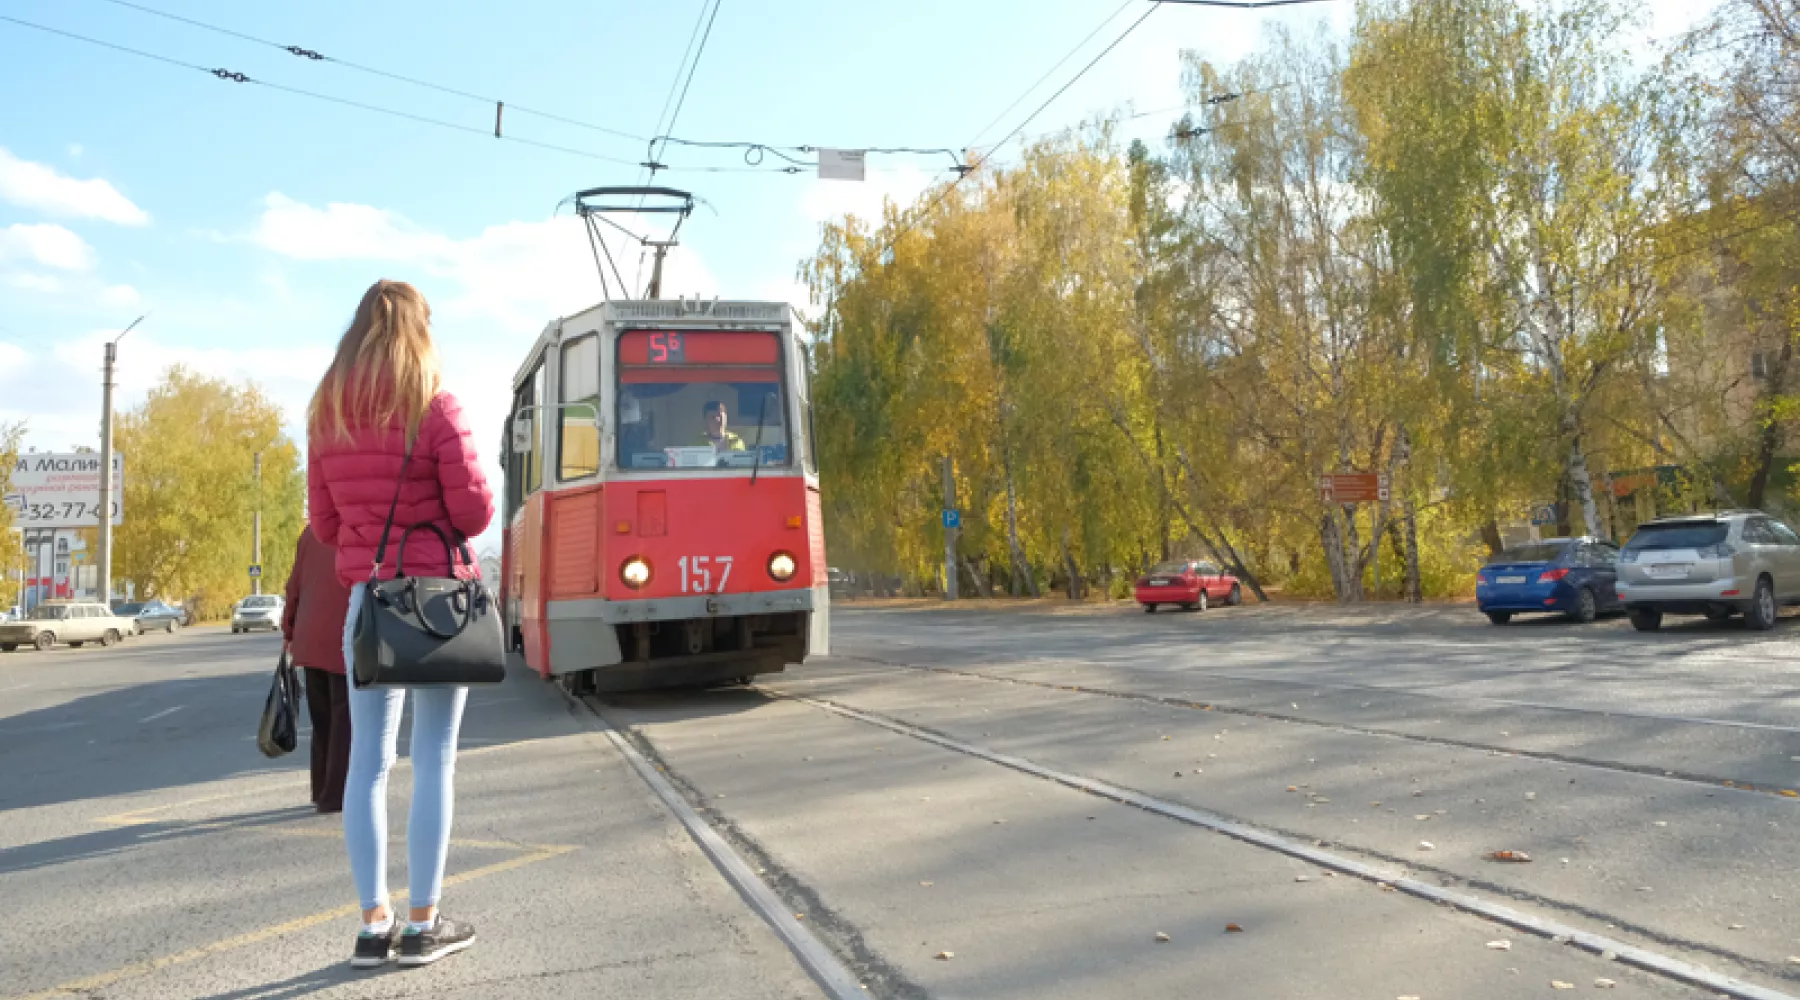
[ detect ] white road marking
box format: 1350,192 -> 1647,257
139,705 -> 184,724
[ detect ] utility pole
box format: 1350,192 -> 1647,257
97,315 -> 144,606
942,456 -> 958,601
251,451 -> 263,596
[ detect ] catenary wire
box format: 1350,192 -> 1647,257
84,0 -> 647,141
0,13 -> 807,172
860,1 -> 1170,263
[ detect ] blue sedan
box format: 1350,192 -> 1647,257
1476,537 -> 1623,625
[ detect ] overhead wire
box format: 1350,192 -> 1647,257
0,12 -> 812,173
83,0 -> 647,142
58,0 -> 983,178
655,0 -> 724,171
858,1 -> 1169,266
965,0 -> 1138,151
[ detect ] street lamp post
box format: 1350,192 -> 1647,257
251,451 -> 262,596
97,315 -> 144,607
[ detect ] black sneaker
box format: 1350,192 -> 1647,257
398,915 -> 476,967
350,921 -> 399,969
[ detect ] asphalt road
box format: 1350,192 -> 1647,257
4,603 -> 1798,1000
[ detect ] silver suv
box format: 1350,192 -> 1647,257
1616,511 -> 1800,631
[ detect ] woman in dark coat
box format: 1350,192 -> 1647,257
281,524 -> 353,813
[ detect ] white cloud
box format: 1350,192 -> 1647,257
0,223 -> 96,271
100,284 -> 142,307
0,147 -> 149,226
3,273 -> 64,294
250,192 -> 718,335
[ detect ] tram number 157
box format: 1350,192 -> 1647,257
677,556 -> 733,594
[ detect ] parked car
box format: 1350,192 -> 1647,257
828,567 -> 854,600
114,599 -> 185,635
1136,559 -> 1242,613
1616,511 -> 1800,631
1477,537 -> 1622,625
231,594 -> 285,634
0,601 -> 133,651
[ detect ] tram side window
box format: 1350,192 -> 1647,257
508,363 -> 543,511
559,335 -> 601,481
616,330 -> 791,471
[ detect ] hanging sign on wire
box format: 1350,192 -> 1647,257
817,148 -> 867,182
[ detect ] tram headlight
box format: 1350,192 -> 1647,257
768,551 -> 797,582
620,557 -> 653,590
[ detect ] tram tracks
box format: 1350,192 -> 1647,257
834,653 -> 1800,802
754,683 -> 1800,1000
565,650 -> 1800,1000
564,688 -> 928,1000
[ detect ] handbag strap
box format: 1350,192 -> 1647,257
369,431 -> 420,581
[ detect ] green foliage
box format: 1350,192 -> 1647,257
113,367 -> 304,617
803,0 -> 1796,601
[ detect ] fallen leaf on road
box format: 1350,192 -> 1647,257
795,914 -> 806,921
1225,923 -> 1244,933
1595,978 -> 1616,989
1525,792 -> 1537,801
935,951 -> 954,960
1289,786 -> 1299,792
1419,841 -> 1436,851
1783,790 -> 1800,798
1729,923 -> 1746,930
1551,981 -> 1575,990
1653,821 -> 1668,827
1486,940 -> 1512,950
1294,875 -> 1311,882
920,881 -> 934,887
1154,932 -> 1171,942
1486,851 -> 1532,863
1414,814 -> 1433,821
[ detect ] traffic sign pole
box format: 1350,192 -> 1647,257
943,456 -> 958,601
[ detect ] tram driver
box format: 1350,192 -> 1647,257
698,399 -> 746,454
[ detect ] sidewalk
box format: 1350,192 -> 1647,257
0,645 -> 820,1000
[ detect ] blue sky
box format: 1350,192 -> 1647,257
0,0 -> 1713,553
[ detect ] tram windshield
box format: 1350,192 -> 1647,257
616,330 -> 791,470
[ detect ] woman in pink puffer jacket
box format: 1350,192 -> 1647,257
307,278 -> 494,970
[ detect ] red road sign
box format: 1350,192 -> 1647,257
1320,473 -> 1389,504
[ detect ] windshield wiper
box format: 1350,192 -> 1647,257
750,390 -> 772,485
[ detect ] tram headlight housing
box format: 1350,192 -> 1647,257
620,557 -> 653,590
768,551 -> 797,582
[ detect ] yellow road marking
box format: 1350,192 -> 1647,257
7,845 -> 577,1000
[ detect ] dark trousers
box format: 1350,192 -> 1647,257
303,667 -> 351,812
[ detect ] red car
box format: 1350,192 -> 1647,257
1136,560 -> 1242,612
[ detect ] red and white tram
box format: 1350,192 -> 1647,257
499,298 -> 828,691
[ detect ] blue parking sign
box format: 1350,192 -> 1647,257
942,509 -> 961,529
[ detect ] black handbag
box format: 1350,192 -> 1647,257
350,437 -> 506,689
257,648 -> 302,758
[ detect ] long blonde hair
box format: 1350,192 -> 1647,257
308,279 -> 441,443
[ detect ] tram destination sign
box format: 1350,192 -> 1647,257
4,453 -> 125,528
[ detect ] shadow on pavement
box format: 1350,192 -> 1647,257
188,962 -> 371,999
0,805 -> 316,877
